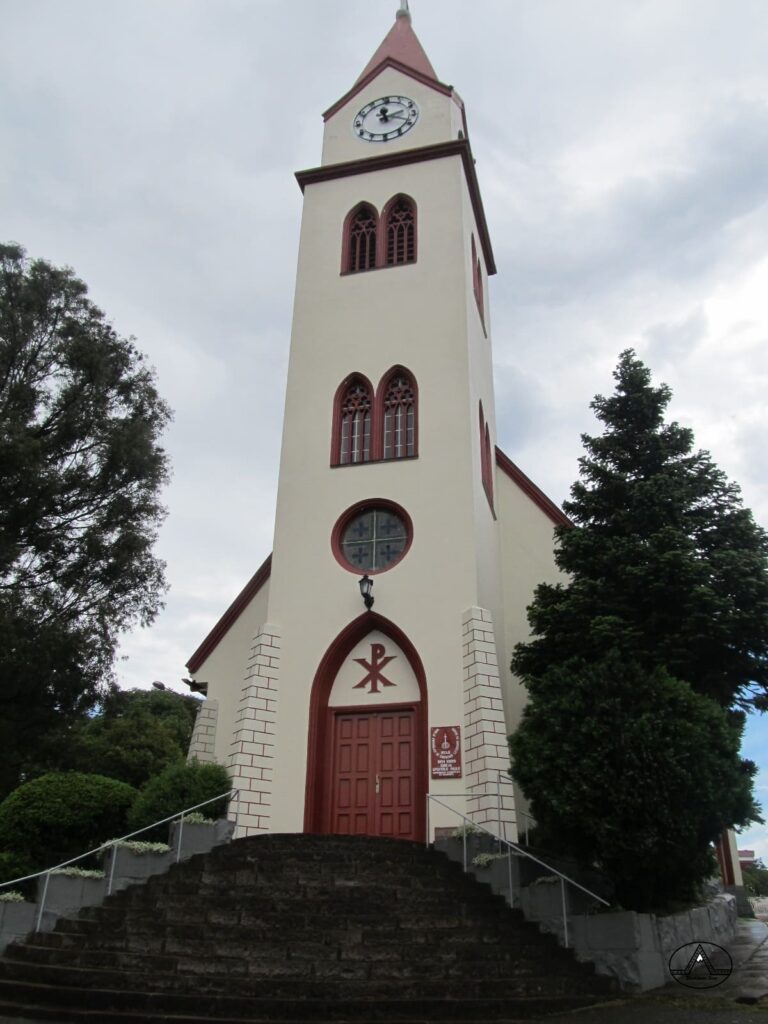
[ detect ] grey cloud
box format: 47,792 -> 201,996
644,307 -> 709,363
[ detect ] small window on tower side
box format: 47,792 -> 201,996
380,367 -> 417,459
471,235 -> 485,325
383,195 -> 416,266
479,400 -> 494,513
343,203 -> 378,274
484,422 -> 494,511
332,375 -> 373,466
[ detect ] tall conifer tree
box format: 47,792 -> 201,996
513,349 -> 768,712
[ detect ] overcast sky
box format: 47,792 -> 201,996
2,0 -> 767,860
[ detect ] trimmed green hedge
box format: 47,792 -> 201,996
128,760 -> 231,834
0,772 -> 137,874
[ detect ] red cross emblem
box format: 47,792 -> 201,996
353,643 -> 397,694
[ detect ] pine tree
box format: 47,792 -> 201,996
509,652 -> 759,911
513,349 -> 768,712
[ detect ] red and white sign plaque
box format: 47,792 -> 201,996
431,726 -> 462,778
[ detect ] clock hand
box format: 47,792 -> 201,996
377,109 -> 408,122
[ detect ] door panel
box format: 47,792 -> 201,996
331,709 -> 417,840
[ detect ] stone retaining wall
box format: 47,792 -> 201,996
522,879 -> 738,991
0,819 -> 234,955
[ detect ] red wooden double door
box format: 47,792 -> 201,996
331,708 -> 417,841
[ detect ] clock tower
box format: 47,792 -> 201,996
186,6 -> 567,843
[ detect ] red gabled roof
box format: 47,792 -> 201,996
495,446 -> 572,527
186,457 -> 566,674
186,554 -> 272,674
356,10 -> 438,85
323,12 -> 462,124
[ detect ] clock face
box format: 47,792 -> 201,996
353,95 -> 419,143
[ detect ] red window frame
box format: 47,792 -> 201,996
382,194 -> 417,267
331,374 -> 374,467
471,235 -> 485,327
342,203 -> 379,274
331,498 -> 414,575
479,401 -> 494,514
342,196 -> 417,274
376,366 -> 418,461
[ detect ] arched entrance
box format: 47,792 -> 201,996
304,612 -> 428,841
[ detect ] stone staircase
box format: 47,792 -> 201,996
0,834 -> 618,1023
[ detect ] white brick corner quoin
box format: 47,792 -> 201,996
461,607 -> 517,841
187,699 -> 219,763
227,624 -> 281,837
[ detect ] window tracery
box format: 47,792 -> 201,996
338,378 -> 373,465
382,371 -> 416,460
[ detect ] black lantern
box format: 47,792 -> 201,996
358,574 -> 374,610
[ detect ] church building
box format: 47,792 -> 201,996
185,4 -> 568,844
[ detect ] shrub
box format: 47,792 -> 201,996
128,760 -> 231,835
0,851 -> 37,887
0,772 -> 136,873
509,652 -> 760,912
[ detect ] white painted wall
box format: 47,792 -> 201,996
321,67 -> 464,167
191,578 -> 270,766
188,49 -> 566,843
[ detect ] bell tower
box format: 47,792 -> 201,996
187,7 -> 567,845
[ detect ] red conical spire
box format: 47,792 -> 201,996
356,3 -> 438,84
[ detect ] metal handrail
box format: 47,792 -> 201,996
0,787 -> 240,932
426,793 -> 609,948
428,787 -> 535,844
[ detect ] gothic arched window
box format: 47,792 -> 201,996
384,195 -> 416,266
484,422 -> 494,508
479,401 -> 494,511
344,203 -> 378,273
471,235 -> 484,323
334,376 -> 373,465
380,368 -> 417,460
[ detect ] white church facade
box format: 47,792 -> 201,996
185,7 -> 569,844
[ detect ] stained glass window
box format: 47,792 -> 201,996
340,507 -> 409,572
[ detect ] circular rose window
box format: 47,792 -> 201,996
332,500 -> 413,574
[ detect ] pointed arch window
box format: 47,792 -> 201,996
335,376 -> 373,465
472,235 -> 485,325
381,369 -> 417,459
384,195 -> 416,266
479,401 -> 494,513
345,204 -> 378,274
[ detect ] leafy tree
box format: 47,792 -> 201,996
509,652 -> 759,912
742,858 -> 768,897
29,687 -> 202,790
513,349 -> 768,712
0,243 -> 171,798
0,772 -> 137,876
128,760 -> 231,834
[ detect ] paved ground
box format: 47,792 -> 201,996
545,995 -> 768,1023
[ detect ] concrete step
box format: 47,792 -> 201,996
0,979 -> 616,1020
0,957 -> 612,997
0,835 -> 618,1022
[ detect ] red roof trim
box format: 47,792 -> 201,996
186,553 -> 272,674
495,446 -> 572,527
296,139 -> 496,275
323,58 -> 458,123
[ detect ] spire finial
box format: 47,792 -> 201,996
396,0 -> 411,20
